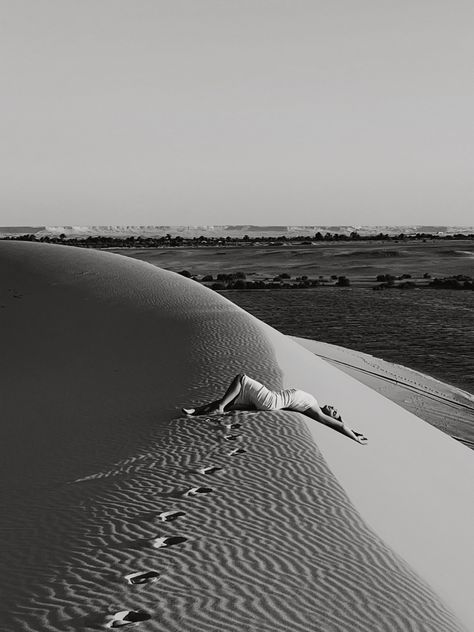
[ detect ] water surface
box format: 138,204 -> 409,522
222,288 -> 474,394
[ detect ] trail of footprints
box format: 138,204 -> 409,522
104,416 -> 248,629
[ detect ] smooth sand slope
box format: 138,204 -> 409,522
292,338 -> 474,449
0,241 -> 472,632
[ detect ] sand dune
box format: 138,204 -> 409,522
0,241 -> 472,631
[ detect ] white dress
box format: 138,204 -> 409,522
232,374 -> 317,412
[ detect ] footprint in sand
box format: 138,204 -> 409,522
152,536 -> 188,549
223,434 -> 242,442
228,447 -> 247,456
125,570 -> 160,585
196,465 -> 224,475
158,510 -> 186,522
220,421 -> 242,429
105,610 -> 151,628
183,486 -> 213,497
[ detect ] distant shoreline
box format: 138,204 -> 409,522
2,231 -> 474,247
201,273 -> 474,291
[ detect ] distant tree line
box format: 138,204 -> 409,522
429,275 -> 474,290
178,270 -> 352,290
179,270 -> 474,291
2,231 -> 474,248
373,273 -> 473,291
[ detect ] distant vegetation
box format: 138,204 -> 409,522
373,273 -> 474,291
429,275 -> 474,290
5,232 -> 472,291
179,271 -> 328,290
2,230 -> 474,248
176,270 -> 473,292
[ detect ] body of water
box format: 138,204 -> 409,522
222,288 -> 474,395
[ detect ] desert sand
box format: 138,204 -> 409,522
0,241 -> 473,632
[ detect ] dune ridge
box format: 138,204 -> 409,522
0,241 -> 470,631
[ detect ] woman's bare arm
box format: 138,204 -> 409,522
302,404 -> 367,444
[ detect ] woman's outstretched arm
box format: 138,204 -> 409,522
302,403 -> 367,444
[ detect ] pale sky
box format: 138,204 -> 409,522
1,0 -> 473,226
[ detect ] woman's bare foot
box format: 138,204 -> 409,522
183,401 -> 224,416
202,402 -> 226,415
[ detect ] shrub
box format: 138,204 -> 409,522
336,276 -> 351,287
376,274 -> 396,284
230,279 -> 247,289
430,276 -> 473,290
179,270 -> 192,278
211,282 -> 226,290
202,274 -> 214,282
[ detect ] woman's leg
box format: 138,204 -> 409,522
183,374 -> 244,416
217,373 -> 245,411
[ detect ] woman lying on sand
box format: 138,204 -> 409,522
183,373 -> 367,444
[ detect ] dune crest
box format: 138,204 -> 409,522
0,241 -> 471,631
